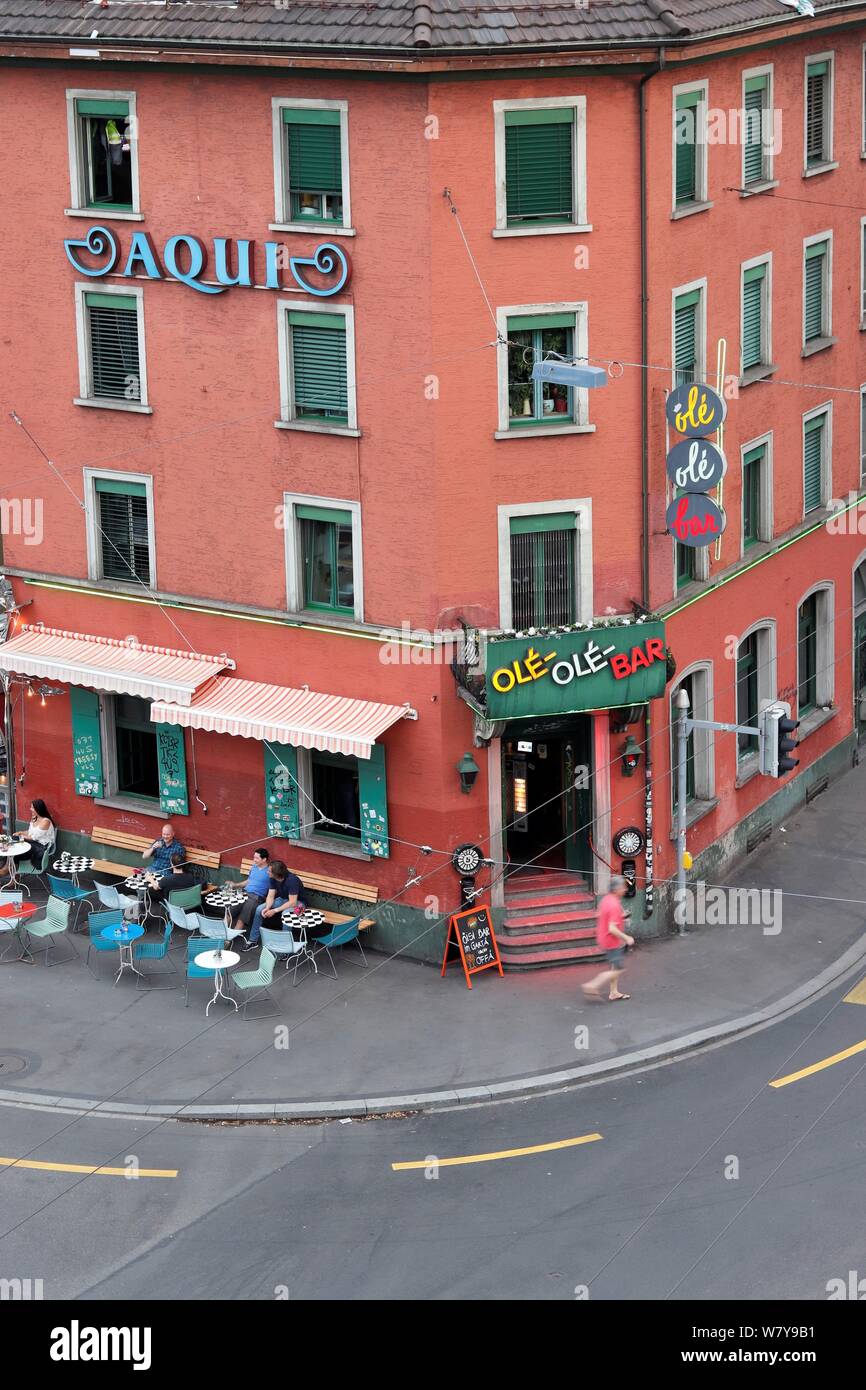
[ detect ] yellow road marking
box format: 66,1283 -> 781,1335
0,1156 -> 177,1178
843,976 -> 866,1006
391,1132 -> 602,1171
769,1038 -> 866,1088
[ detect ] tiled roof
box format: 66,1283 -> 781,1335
0,0 -> 859,53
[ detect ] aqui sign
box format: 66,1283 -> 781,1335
485,621 -> 667,721
63,224 -> 351,297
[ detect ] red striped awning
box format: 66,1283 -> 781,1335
150,676 -> 416,759
0,626 -> 233,704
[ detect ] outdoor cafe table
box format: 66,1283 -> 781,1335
0,900 -> 39,964
0,840 -> 31,891
52,854 -> 95,886
122,875 -> 152,922
195,947 -> 240,1016
100,921 -> 145,985
281,907 -> 327,939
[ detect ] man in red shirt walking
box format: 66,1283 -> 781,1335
582,875 -> 634,1002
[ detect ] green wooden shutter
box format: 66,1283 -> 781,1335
675,90 -> 700,205
156,724 -> 188,816
70,687 -> 104,798
289,315 -> 348,422
743,80 -> 766,184
674,291 -> 699,384
77,98 -> 130,117
804,417 -> 824,513
358,742 -> 389,857
96,485 -> 150,584
505,109 -> 574,225
86,293 -> 140,402
264,743 -> 301,839
806,65 -> 827,163
804,246 -> 825,340
285,116 -> 343,196
742,265 -> 765,369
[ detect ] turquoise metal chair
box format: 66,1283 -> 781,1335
232,946 -> 279,1019
184,936 -> 218,1007
47,872 -> 93,932
85,908 -> 122,978
169,885 -> 203,912
133,921 -> 176,990
25,895 -> 77,967
310,917 -> 368,979
17,843 -> 53,897
187,911 -> 245,946
95,882 -> 138,917
260,925 -> 315,987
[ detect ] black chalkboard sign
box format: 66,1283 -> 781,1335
441,904 -> 503,989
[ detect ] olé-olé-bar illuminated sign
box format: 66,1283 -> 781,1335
664,383 -> 727,548
63,224 -> 351,297
485,620 -> 667,720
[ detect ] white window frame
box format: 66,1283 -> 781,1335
65,87 -> 141,220
740,253 -> 773,375
73,281 -> 151,413
860,217 -> 866,326
739,432 -> 774,556
797,582 -> 835,714
270,96 -> 353,235
802,230 -> 833,346
803,51 -> 836,174
494,301 -> 592,437
671,79 -> 709,213
275,298 -> 358,436
496,498 -> 593,631
670,662 -> 715,811
83,466 -> 156,587
802,401 -> 833,517
492,95 -> 589,237
862,42 -> 866,157
282,490 -> 363,623
741,64 -> 775,188
735,620 -> 777,767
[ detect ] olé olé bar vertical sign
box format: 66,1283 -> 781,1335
665,384 -> 727,548
485,620 -> 667,720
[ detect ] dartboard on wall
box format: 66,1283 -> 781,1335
451,843 -> 485,876
612,826 -> 645,858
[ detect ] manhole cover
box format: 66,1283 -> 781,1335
0,1056 -> 27,1076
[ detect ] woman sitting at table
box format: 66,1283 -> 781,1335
14,799 -> 57,862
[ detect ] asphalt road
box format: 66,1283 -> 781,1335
1,978 -> 865,1301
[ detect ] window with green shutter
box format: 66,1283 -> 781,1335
742,445 -> 764,548
95,477 -> 150,583
674,89 -> 701,206
312,749 -> 361,843
804,241 -> 827,342
803,415 -> 825,514
85,292 -> 140,402
736,633 -> 759,757
805,60 -> 830,166
504,108 -> 575,226
742,263 -> 767,371
76,97 -> 133,211
289,311 -> 348,424
674,289 -> 700,387
297,504 -> 354,613
506,313 -> 576,426
509,513 -> 577,628
861,389 -> 866,480
798,594 -> 818,714
743,76 -> 769,185
282,108 -> 344,223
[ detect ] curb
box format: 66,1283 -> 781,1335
3,934 -> 865,1122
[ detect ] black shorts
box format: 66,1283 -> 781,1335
606,948 -> 626,969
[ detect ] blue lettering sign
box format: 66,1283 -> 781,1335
63,225 -> 118,277
214,238 -> 254,288
163,234 -> 223,296
122,231 -> 162,282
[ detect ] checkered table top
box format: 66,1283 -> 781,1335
123,877 -> 150,891
282,908 -> 325,930
205,890 -> 246,907
53,856 -> 95,872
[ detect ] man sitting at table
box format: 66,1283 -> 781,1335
225,847 -> 271,933
146,851 -> 198,905
143,823 -> 186,876
244,860 -> 305,950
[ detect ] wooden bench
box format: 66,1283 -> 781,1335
239,858 -> 378,930
91,826 -> 221,884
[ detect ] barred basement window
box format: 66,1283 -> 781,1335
85,292 -> 140,402
282,108 -> 344,224
509,513 -> 578,629
96,478 -> 150,583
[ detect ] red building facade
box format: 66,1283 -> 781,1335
0,2 -> 864,965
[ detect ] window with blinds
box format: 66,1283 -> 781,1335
673,289 -> 700,386
736,633 -> 759,757
95,478 -> 150,584
805,60 -> 830,166
509,514 -> 577,628
803,415 -> 826,514
671,674 -> 696,808
803,241 -> 828,343
674,90 -> 701,206
741,263 -> 767,371
743,75 -> 769,185
742,445 -> 764,547
861,389 -> 866,480
297,504 -> 354,613
798,594 -> 818,714
504,109 -> 575,226
282,108 -> 343,223
85,293 -> 141,402
861,223 -> 866,321
288,311 -> 348,423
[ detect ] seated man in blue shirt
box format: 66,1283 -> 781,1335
245,860 -> 305,949
143,824 -> 186,877
225,847 -> 271,933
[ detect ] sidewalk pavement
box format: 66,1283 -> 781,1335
3,761 -> 866,1120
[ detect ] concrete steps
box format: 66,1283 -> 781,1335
500,871 -> 602,971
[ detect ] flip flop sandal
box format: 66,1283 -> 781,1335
608,994 -> 631,1002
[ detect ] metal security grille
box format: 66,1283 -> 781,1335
510,527 -> 576,628
88,303 -> 140,400
98,492 -> 150,583
806,68 -> 827,164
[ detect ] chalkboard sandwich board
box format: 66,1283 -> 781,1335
441,903 -> 503,989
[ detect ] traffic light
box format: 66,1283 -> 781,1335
759,705 -> 800,778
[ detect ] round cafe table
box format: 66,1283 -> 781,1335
99,921 -> 145,985
0,841 -> 31,892
281,907 -> 327,940
196,947 -> 240,1015
0,900 -> 40,964
52,854 -> 95,887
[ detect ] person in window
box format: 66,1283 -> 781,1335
244,860 -> 305,950
14,799 -> 57,861
145,850 -> 197,905
225,847 -> 271,934
143,824 -> 185,875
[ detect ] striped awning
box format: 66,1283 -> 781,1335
150,675 -> 416,759
0,626 -> 234,704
